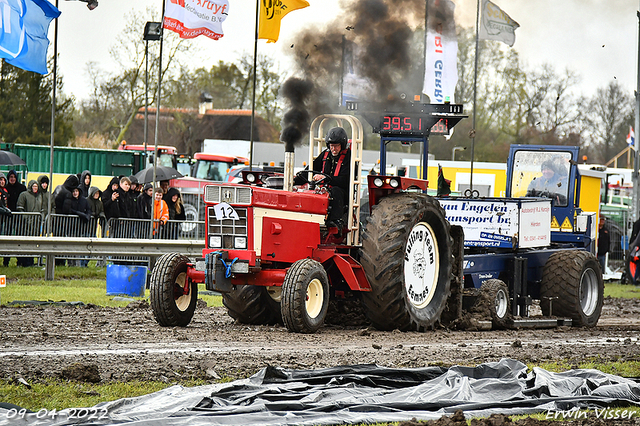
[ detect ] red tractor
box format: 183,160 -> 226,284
149,105 -> 474,333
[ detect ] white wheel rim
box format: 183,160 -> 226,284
267,286 -> 282,302
175,272 -> 191,311
306,278 -> 324,319
580,268 -> 599,316
403,222 -> 439,309
495,288 -> 508,318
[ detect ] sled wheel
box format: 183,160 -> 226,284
479,279 -> 512,329
359,193 -> 453,331
541,250 -> 603,327
223,285 -> 281,325
150,253 -> 197,327
281,259 -> 329,333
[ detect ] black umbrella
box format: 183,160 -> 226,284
0,150 -> 26,166
134,166 -> 183,184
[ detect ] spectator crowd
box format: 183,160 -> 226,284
0,169 -> 187,267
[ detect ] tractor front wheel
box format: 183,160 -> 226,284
150,253 -> 197,327
281,259 -> 329,333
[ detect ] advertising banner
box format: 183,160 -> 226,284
439,199 -> 550,249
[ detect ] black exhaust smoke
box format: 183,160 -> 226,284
285,0 -> 437,108
280,77 -> 314,153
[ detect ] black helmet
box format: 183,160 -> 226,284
325,127 -> 348,150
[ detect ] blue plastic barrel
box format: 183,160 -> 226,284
106,264 -> 147,297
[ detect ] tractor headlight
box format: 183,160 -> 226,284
373,177 -> 383,187
209,235 -> 222,248
246,173 -> 256,183
234,236 -> 247,249
389,178 -> 399,188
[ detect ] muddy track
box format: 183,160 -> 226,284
0,296 -> 639,384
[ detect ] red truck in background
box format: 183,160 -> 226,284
170,152 -> 250,226
120,142 -> 250,229
118,142 -> 180,169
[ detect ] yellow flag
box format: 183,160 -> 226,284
258,0 -> 310,43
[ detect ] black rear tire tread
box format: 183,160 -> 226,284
359,193 -> 453,331
150,253 -> 197,327
281,259 -> 329,334
223,286 -> 281,325
540,250 -> 603,327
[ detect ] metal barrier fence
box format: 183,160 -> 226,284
0,213 -> 205,268
601,207 -> 632,275
0,212 -> 42,237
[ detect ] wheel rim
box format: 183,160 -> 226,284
403,222 -> 440,309
267,286 -> 282,302
306,278 -> 324,319
495,288 -> 508,319
173,272 -> 191,311
579,268 -> 599,316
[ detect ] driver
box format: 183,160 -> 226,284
526,160 -> 565,199
295,127 -> 351,230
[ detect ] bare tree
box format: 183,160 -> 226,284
75,9 -> 190,146
585,81 -> 633,164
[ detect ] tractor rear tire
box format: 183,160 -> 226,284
150,253 -> 197,327
359,193 -> 453,331
281,259 -> 329,334
540,250 -> 603,327
479,279 -> 512,329
223,285 -> 281,325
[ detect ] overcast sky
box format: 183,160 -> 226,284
52,0 -> 639,102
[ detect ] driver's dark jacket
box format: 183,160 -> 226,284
295,148 -> 351,193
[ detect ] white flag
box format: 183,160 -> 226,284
479,0 -> 519,47
163,0 -> 229,40
423,0 -> 458,104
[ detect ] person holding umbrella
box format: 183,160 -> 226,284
0,173 -> 11,266
6,170 -> 26,212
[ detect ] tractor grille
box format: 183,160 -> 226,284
207,207 -> 248,250
204,185 -> 252,205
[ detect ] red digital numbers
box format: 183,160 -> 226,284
383,116 -> 419,132
382,116 -> 447,134
431,119 -> 449,134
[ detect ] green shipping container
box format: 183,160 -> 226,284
0,143 -> 144,177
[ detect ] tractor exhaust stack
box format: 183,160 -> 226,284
284,151 -> 295,192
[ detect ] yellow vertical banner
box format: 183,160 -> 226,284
258,0 -> 310,43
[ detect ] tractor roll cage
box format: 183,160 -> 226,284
309,114 -> 364,246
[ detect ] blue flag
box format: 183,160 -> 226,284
0,0 -> 61,74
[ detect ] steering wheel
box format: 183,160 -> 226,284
295,170 -> 332,189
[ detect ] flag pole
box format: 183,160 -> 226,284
45,0 -> 59,279
470,0 -> 481,193
249,0 -> 259,171
633,0 -> 640,224
151,0 -> 166,239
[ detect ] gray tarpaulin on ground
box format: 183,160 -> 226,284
2,359 -> 640,426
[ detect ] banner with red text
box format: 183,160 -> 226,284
163,0 -> 229,40
423,0 -> 457,104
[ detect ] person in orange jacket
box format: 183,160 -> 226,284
153,187 -> 169,237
